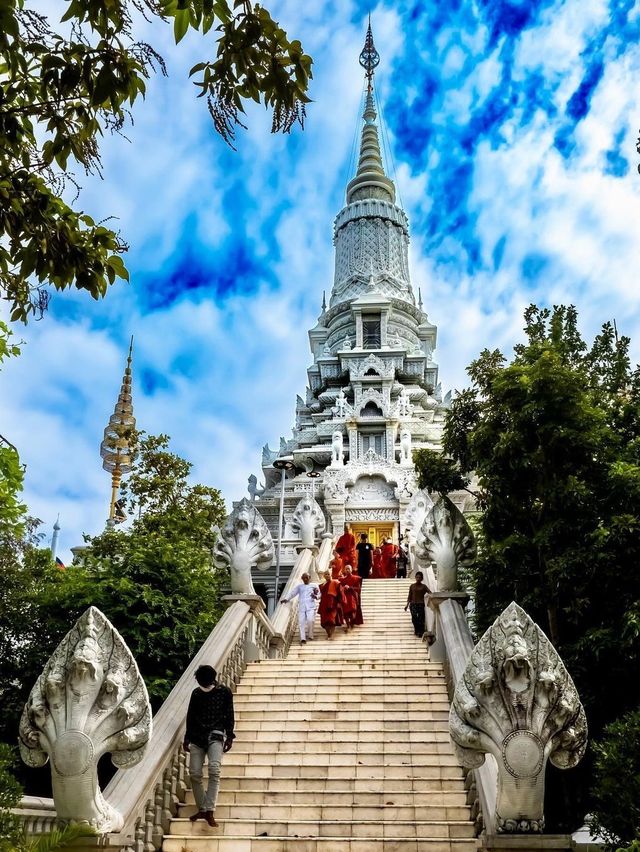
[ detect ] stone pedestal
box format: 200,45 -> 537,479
482,835 -> 575,852
426,591 -> 470,663
222,594 -> 265,613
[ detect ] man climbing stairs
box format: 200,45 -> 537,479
163,578 -> 477,851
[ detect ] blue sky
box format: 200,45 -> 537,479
2,0 -> 640,559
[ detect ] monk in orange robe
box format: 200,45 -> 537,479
330,552 -> 344,579
371,547 -> 383,579
340,565 -> 363,626
318,571 -> 343,638
335,524 -> 357,572
381,538 -> 398,579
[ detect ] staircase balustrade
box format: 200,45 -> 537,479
12,536 -> 334,851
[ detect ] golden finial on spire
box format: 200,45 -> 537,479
100,337 -> 136,527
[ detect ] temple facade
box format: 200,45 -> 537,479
242,28 -> 472,606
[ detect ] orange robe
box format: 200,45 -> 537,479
341,573 -> 363,625
381,542 -> 397,578
330,554 -> 344,579
371,548 -> 383,579
335,532 -> 357,570
318,579 -> 343,630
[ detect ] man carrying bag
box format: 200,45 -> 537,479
183,664 -> 235,827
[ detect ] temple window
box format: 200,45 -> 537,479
363,315 -> 381,349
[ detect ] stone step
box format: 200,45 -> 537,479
233,729 -> 451,742
246,662 -> 441,669
233,699 -> 449,710
170,818 -> 476,839
185,789 -> 469,807
214,776 -> 465,793
221,752 -> 461,767
179,802 -> 471,821
232,711 -> 450,722
225,742 -> 458,756
163,835 -> 477,851
211,764 -> 464,780
233,721 -> 450,733
234,689 -> 449,699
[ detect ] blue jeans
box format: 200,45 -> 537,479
189,740 -> 224,812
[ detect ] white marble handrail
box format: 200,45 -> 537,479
434,597 -> 498,835
14,541 -> 334,850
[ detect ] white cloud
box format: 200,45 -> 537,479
2,0 -> 640,562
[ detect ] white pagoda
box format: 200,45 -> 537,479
242,24 -> 471,605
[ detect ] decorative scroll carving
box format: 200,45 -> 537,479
346,507 -> 399,522
403,488 -> 433,544
450,602 -> 588,833
19,607 -> 151,833
416,496 -> 476,591
356,387 -> 388,417
346,475 -> 396,505
213,498 -> 274,594
262,443 -> 278,466
348,352 -> 397,379
290,496 -> 326,547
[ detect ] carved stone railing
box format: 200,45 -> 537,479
13,541 -> 333,850
427,594 -> 498,836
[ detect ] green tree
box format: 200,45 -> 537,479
40,433 -> 228,706
443,305 -> 640,831
590,708 -> 640,848
1,0 -> 312,321
0,433 -> 227,798
0,744 -> 23,852
413,448 -> 469,495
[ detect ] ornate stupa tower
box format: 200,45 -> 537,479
100,338 -> 136,527
243,23 -> 463,600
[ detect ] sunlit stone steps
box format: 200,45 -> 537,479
162,578 -> 475,851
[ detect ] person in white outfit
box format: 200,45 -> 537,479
282,572 -> 320,644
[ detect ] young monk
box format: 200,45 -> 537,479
318,570 -> 343,638
340,564 -> 363,626
330,551 -> 344,579
335,523 -> 357,571
371,546 -> 383,579
381,537 -> 398,578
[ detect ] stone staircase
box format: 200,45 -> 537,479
163,578 -> 477,851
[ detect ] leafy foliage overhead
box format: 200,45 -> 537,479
0,0 -> 312,321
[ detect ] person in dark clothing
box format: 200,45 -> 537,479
404,571 -> 431,637
183,664 -> 235,827
396,539 -> 409,578
356,533 -> 373,579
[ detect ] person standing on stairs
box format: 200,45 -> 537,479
282,572 -> 320,644
183,664 -> 235,828
404,571 -> 431,637
318,570 -> 344,638
356,532 -> 373,578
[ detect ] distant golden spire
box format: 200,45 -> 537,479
100,337 -> 136,527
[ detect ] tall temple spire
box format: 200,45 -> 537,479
100,337 -> 136,527
346,20 -> 395,205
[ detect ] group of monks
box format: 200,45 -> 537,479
317,564 -> 364,638
333,523 -> 400,580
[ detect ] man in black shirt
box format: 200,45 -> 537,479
356,533 -> 373,579
183,665 -> 235,827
